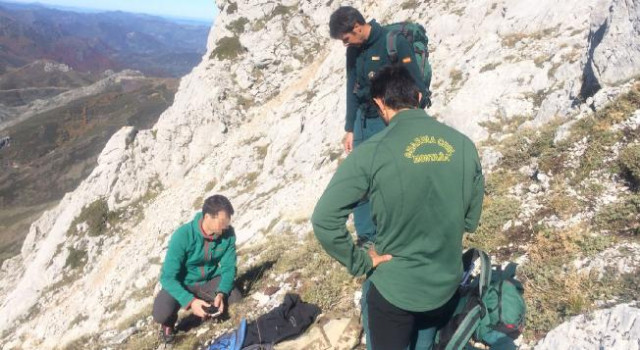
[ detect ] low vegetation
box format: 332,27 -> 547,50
65,246 -> 88,270
226,17 -> 249,34
479,62 -> 500,73
470,82 -> 640,340
226,2 -> 238,14
618,144 -> 640,189
67,198 -> 118,237
210,36 -> 244,61
501,26 -> 560,48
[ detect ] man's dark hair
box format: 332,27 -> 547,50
329,6 -> 366,39
202,194 -> 234,217
370,65 -> 421,110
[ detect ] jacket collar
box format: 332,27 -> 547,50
389,109 -> 431,125
363,19 -> 383,49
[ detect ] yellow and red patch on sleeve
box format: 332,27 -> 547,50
402,57 -> 412,64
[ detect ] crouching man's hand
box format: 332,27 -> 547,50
191,298 -> 212,318
213,292 -> 225,315
368,246 -> 392,268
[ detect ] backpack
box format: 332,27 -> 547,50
207,318 -> 247,350
434,248 -> 526,350
384,22 -> 433,107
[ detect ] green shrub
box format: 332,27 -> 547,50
466,196 -> 521,251
484,170 -> 527,197
594,194 -> 640,235
204,179 -> 217,192
497,122 -> 560,174
593,83 -> 640,125
69,314 -> 88,328
479,62 -> 500,73
618,144 -> 640,189
67,199 -> 117,237
272,4 -> 294,17
226,2 -> 238,14
65,247 -> 88,270
450,69 -> 463,86
236,94 -> 254,109
226,17 -> 249,34
210,36 -> 244,60
193,196 -> 203,210
519,226 -> 616,339
401,0 -> 419,10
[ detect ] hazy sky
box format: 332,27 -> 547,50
7,0 -> 218,22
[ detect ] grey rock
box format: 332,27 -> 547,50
535,304 -> 640,350
579,0 -> 640,103
574,243 -> 640,278
110,327 -> 137,345
481,148 -> 502,172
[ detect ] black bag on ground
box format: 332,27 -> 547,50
242,293 -> 321,347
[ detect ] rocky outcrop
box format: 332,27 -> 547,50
535,303 -> 640,350
580,0 -> 640,100
574,243 -> 640,278
0,0 -> 639,348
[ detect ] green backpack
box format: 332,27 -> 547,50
434,248 -> 526,350
384,22 -> 433,107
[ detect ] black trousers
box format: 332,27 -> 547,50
152,276 -> 242,326
367,283 -> 459,350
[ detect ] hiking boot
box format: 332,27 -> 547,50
160,324 -> 175,344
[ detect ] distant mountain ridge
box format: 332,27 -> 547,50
0,1 -> 210,77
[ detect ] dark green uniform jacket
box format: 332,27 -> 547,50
160,212 -> 237,307
345,20 -> 427,132
312,109 -> 484,312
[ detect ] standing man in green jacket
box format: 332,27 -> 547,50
329,6 -> 428,247
312,65 -> 484,350
152,195 -> 242,343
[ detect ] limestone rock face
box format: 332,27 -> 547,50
535,304 -> 640,350
0,0 -> 639,348
581,0 -> 640,98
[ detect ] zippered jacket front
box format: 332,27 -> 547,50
160,212 -> 237,307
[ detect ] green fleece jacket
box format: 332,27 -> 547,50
312,109 -> 484,312
160,212 -> 237,307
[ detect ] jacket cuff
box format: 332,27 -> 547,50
184,297 -> 196,310
345,119 -> 355,132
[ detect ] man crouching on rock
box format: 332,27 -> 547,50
152,194 -> 242,343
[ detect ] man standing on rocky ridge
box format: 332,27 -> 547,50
312,65 -> 484,349
329,5 -> 428,247
152,194 -> 242,343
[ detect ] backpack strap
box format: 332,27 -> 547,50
462,248 -> 492,294
477,250 -> 492,295
386,31 -> 399,63
503,262 -> 518,279
444,304 -> 485,350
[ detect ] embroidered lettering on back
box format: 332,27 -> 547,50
404,135 -> 455,163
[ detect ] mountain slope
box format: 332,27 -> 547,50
0,74 -> 177,266
0,1 -> 209,77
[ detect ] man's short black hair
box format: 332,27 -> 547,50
329,6 -> 366,39
202,195 -> 234,217
370,65 -> 421,111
